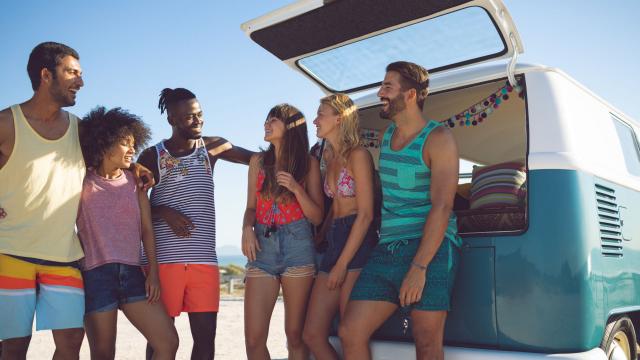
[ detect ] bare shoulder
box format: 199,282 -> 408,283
203,136 -> 228,146
349,146 -> 373,162
249,153 -> 263,168
137,146 -> 157,167
427,125 -> 456,146
0,107 -> 14,141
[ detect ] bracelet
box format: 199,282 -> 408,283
410,261 -> 428,271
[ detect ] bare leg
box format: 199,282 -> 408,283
302,274 -> 340,360
188,312 -> 217,360
338,300 -> 397,360
410,310 -> 447,360
338,271 -> 362,318
121,301 -> 178,360
84,310 -> 117,360
0,336 -> 31,360
244,276 -> 280,360
281,274 -> 314,360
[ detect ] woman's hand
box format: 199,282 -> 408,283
0,206 -> 6,220
327,262 -> 347,290
145,268 -> 161,304
276,171 -> 303,195
242,226 -> 261,262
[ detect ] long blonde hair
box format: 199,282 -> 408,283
320,93 -> 360,163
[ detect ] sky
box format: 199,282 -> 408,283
1,1 -> 639,252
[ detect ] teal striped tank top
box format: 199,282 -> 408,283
378,120 -> 461,248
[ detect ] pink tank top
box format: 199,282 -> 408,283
76,170 -> 142,270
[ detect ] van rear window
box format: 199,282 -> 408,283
612,114 -> 640,176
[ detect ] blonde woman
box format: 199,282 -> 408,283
303,94 -> 377,359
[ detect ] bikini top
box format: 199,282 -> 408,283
324,167 -> 356,199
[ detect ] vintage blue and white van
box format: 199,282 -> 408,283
243,1 -> 640,359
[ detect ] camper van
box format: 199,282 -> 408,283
242,1 -> 640,359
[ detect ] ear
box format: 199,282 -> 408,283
40,68 -> 52,86
167,113 -> 175,126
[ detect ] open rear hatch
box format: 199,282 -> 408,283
242,0 -> 523,94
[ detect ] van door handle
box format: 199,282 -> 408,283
619,205 -> 632,241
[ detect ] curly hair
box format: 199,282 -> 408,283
79,106 -> 152,169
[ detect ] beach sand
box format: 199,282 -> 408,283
25,298 -> 287,359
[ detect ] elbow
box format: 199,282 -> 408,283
309,214 -> 323,227
357,210 -> 374,226
432,202 -> 454,215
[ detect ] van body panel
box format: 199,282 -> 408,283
493,169 -> 603,352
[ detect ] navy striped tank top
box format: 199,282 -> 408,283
379,120 -> 461,247
142,139 -> 217,264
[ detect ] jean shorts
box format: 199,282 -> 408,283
82,263 -> 148,314
319,214 -> 377,273
246,219 -> 316,278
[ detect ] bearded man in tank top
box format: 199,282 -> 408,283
339,61 -> 463,360
137,88 -> 253,360
0,42 -> 154,360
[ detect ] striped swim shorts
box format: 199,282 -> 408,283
0,254 -> 84,340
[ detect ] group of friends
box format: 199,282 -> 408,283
0,41 -> 461,360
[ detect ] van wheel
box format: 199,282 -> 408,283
600,315 -> 637,360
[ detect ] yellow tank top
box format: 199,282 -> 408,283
0,105 -> 85,261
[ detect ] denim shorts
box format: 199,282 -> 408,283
246,219 -> 316,278
319,214 -> 377,273
82,263 -> 147,314
350,238 -> 459,311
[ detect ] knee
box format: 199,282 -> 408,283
338,320 -> 370,349
244,330 -> 267,352
285,327 -> 305,349
302,325 -> 322,347
151,329 -> 179,355
2,338 -> 31,359
414,332 -> 443,358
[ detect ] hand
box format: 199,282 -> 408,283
326,263 -> 347,290
276,171 -> 302,195
130,162 -> 156,191
242,227 -> 261,262
0,207 -> 6,219
399,266 -> 427,307
145,269 -> 161,304
160,206 -> 195,238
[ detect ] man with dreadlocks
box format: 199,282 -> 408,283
137,87 -> 253,360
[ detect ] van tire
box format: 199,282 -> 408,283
600,315 -> 637,360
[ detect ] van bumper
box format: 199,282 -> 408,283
328,337 -> 606,359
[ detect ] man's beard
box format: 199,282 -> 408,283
49,78 -> 75,107
379,95 -> 406,120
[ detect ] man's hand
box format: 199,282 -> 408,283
399,266 -> 427,307
0,206 -> 6,219
159,206 -> 195,238
130,162 -> 155,191
145,268 -> 161,304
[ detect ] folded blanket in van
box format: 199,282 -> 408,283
469,161 -> 526,209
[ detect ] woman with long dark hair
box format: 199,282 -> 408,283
242,104 -> 323,360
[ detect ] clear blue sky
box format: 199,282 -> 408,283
1,1 -> 639,251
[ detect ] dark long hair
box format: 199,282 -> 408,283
260,104 -> 309,202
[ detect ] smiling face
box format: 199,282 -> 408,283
313,103 -> 340,139
169,98 -> 204,140
48,55 -> 83,107
104,134 -> 135,170
377,71 -> 408,120
264,116 -> 286,143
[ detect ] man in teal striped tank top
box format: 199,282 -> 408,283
339,61 -> 462,360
